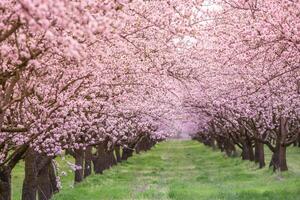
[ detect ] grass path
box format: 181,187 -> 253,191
53,140 -> 300,200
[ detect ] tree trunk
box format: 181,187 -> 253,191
136,136 -> 150,153
209,138 -> 216,150
108,150 -> 117,167
84,146 -> 92,178
293,141 -> 297,147
270,145 -> 288,171
0,110 -> 5,134
36,158 -> 58,200
241,140 -> 254,161
278,144 -> 288,171
37,162 -> 52,200
102,149 -> 114,169
92,143 -> 107,174
217,139 -> 225,152
22,149 -> 38,200
135,143 -> 141,154
49,161 -> 59,194
254,141 -> 265,168
0,145 -> 28,200
269,117 -> 288,171
0,168 -> 11,200
146,140 -> 151,151
121,147 -> 133,161
115,145 -> 121,163
277,117 -> 288,171
74,148 -> 84,183
248,140 -> 254,161
292,132 -> 299,146
224,139 -> 236,157
148,138 -> 155,150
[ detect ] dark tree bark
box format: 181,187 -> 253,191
278,145 -> 288,171
48,161 -> 59,195
148,138 -> 156,151
296,132 -> 300,147
121,147 -> 133,161
84,146 -> 93,178
216,139 -> 225,152
137,136 -> 149,153
270,145 -> 288,171
37,162 -> 52,200
269,117 -> 288,172
22,149 -> 38,200
0,145 -> 28,200
293,141 -> 297,147
254,140 -> 265,168
74,148 -> 84,183
37,159 -> 58,200
65,149 -> 75,157
209,138 -> 216,150
241,139 -> 254,161
146,137 -> 153,151
135,143 -> 141,154
0,168 -> 11,200
224,139 -> 236,157
92,143 -> 107,174
135,135 -> 154,154
108,150 -> 117,167
115,145 -> 121,163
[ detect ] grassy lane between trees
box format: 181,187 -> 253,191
13,140 -> 300,200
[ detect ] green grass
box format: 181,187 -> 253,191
13,140 -> 300,200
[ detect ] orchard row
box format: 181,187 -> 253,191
0,1 -> 193,200
0,1 -> 299,200
188,0 -> 299,172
